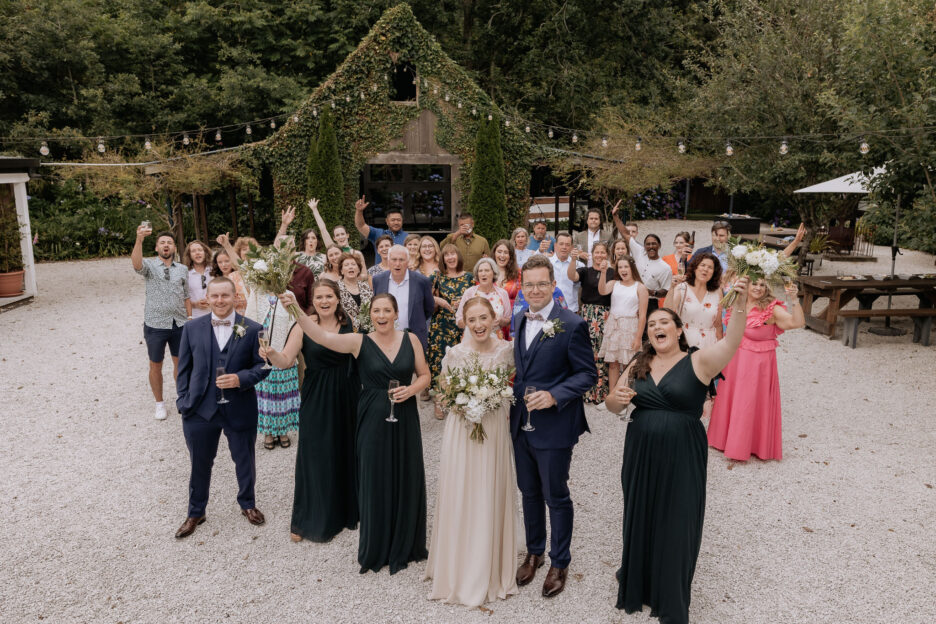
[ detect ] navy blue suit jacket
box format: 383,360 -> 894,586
175,314 -> 270,428
372,270 -> 434,351
510,306 -> 597,449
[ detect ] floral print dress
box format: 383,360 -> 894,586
680,287 -> 721,348
427,272 -> 474,380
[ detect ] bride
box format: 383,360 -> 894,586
425,296 -> 519,607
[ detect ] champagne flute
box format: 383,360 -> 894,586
618,376 -> 635,423
386,379 -> 400,423
522,386 -> 537,432
216,366 -> 230,405
258,329 -> 272,369
782,276 -> 794,309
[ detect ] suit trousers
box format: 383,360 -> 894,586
513,431 -> 574,569
182,410 -> 257,518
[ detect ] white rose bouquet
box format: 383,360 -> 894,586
433,353 -> 516,443
722,238 -> 799,308
239,238 -> 302,319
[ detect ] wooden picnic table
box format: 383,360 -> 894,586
797,275 -> 936,338
738,232 -> 801,253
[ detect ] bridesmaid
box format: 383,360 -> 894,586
707,278 -> 805,461
605,279 -> 751,624
260,279 -> 359,542
279,291 -> 431,575
425,297 -> 518,606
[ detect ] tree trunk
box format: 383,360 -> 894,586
199,195 -> 209,243
171,194 -> 184,247
247,193 -> 256,238
191,193 -> 200,241
228,185 -> 239,239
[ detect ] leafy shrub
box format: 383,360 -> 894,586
861,195 -> 936,255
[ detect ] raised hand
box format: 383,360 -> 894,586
612,384 -> 637,407
136,224 -> 152,240
731,276 -> 751,305
611,199 -> 622,215
216,232 -> 230,247
281,205 -> 296,228
307,198 -> 319,213
355,195 -> 369,212
278,291 -> 299,309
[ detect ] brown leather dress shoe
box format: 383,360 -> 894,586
516,553 -> 545,586
175,516 -> 205,539
542,566 -> 568,598
242,508 -> 265,525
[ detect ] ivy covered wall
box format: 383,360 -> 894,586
257,3 -> 535,245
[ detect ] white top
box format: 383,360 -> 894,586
524,298 -> 555,350
515,248 -> 534,269
188,267 -> 213,318
610,281 -> 640,318
628,239 -> 672,294
550,255 -> 584,312
388,270 -> 411,331
211,310 -> 235,349
245,290 -> 292,353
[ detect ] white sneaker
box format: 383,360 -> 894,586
154,404 -> 168,420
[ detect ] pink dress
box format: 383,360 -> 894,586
707,300 -> 785,461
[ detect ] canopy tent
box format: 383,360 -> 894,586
793,166 -> 886,194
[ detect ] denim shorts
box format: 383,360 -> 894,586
143,322 -> 183,363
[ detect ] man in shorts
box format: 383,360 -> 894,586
132,225 -> 192,420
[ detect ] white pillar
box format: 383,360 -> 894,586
0,172 -> 37,299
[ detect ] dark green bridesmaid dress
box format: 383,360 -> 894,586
290,323 -> 359,542
616,352 -> 711,624
356,332 -> 428,575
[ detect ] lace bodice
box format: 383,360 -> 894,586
439,339 -> 515,375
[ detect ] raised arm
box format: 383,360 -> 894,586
598,268 -> 616,296
278,291 -> 363,357
692,277 -> 750,383
260,324 -> 303,369
611,200 -> 630,241
216,233 -> 240,268
276,205 -> 297,239
634,284 -> 649,351
131,225 -> 149,272
772,282 -> 806,330
605,361 -> 637,414
308,198 -> 335,248
567,251 -> 583,282
783,223 -> 806,258
663,274 -> 686,310
354,195 -> 371,239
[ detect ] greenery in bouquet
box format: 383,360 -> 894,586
240,238 -> 301,319
433,353 -> 515,444
357,299 -> 374,333
721,238 -> 799,309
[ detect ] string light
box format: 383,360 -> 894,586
548,128 -> 554,138
330,101 -> 336,109
678,140 -> 686,154
359,92 -> 365,100
144,138 -> 152,151
39,141 -> 49,156
779,139 -> 789,155
97,138 -> 105,153
182,132 -> 190,146
444,93 -> 450,102
457,102 -> 462,109
505,119 -> 510,127
313,108 -> 318,116
859,138 -> 870,155
572,133 -> 578,143
487,113 -> 493,121
635,137 -> 642,152
344,95 -> 351,103
292,114 -> 299,123
471,107 -> 477,116
215,129 -> 222,142
269,120 -> 276,129
525,125 -> 531,133
725,141 -> 734,156
371,84 -> 378,92
601,137 -> 608,148
245,125 -> 252,136
433,87 -> 438,95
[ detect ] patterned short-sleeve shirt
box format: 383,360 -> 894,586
135,257 -> 190,329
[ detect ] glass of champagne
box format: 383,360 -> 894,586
618,374 -> 634,423
782,276 -> 794,309
522,386 -> 537,432
216,366 -> 230,404
386,380 -> 400,423
258,329 -> 272,369
140,220 -> 151,231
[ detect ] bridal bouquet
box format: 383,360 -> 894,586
721,238 -> 799,308
434,353 -> 515,444
240,238 -> 302,319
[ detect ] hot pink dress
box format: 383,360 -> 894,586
707,300 -> 785,461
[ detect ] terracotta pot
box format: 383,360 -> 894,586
0,269 -> 25,297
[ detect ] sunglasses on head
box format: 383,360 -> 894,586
201,274 -> 207,289
163,267 -> 171,280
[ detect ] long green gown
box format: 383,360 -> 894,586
290,323 -> 359,542
356,332 -> 428,575
617,353 -> 710,624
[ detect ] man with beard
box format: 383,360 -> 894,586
132,226 -> 192,421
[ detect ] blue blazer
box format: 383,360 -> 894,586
510,305 -> 597,449
175,314 -> 270,427
372,270 -> 434,351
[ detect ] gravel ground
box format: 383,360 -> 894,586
1,220 -> 934,624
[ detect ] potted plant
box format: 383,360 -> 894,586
0,207 -> 25,297
806,233 -> 833,261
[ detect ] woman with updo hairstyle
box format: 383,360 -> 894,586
606,280 -> 752,624
665,252 -> 724,348
260,279 -> 358,542
278,289 -> 431,574
425,295 -> 519,606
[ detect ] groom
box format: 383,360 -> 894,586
511,254 -> 597,597
174,277 -> 270,539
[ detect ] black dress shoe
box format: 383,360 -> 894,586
542,566 -> 568,597
175,516 -> 205,539
242,508 -> 265,525
516,553 -> 545,586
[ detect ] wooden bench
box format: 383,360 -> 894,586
837,308 -> 936,348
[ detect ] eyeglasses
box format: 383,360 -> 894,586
163,267 -> 171,281
522,281 -> 552,291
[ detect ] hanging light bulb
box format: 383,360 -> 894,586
97,138 -> 105,153
601,137 -> 608,148
635,137 -> 642,152
313,108 -> 318,116
245,125 -> 252,136
457,101 -> 462,109
292,114 -> 299,123
371,83 -> 378,92
487,113 -> 493,121
422,78 -> 428,88
143,138 -> 152,151
39,141 -> 50,156
270,120 -> 276,129
412,77 -> 417,85
433,87 -> 438,95
359,92 -> 365,100
215,129 -> 222,142
859,138 -> 870,155
505,119 -> 510,127
572,133 -> 579,143
444,93 -> 450,102
345,95 -> 351,103
471,107 -> 477,116
182,132 -> 190,146
779,139 -> 789,155
678,140 -> 686,154
725,141 -> 734,156
548,128 -> 554,139
525,125 -> 531,133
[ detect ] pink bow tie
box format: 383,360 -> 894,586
211,319 -> 231,327
525,312 -> 544,321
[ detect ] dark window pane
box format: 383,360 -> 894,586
369,165 -> 404,182
367,189 -> 406,221
411,165 -> 447,182
412,190 -> 447,226
391,63 -> 417,102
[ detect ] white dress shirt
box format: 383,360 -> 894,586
524,298 -> 555,350
628,239 -> 673,296
550,255 -> 583,313
211,310 -> 236,349
388,270 -> 411,331
586,228 -> 602,266
188,268 -> 213,318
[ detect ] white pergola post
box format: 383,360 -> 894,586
1,172 -> 37,301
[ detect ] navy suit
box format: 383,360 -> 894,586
175,314 -> 270,518
511,305 -> 597,569
372,270 -> 434,351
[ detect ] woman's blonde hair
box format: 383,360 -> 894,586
403,233 -> 422,269
749,278 -> 776,310
417,235 -> 441,272
463,295 -> 497,318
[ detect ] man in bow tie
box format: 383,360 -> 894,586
510,254 -> 597,598
173,277 -> 270,539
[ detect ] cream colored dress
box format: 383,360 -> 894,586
679,287 -> 721,348
425,339 -> 519,607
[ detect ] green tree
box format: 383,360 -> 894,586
306,108 -> 348,241
468,117 -> 508,243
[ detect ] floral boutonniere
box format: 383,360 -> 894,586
539,318 -> 566,342
233,318 -> 248,340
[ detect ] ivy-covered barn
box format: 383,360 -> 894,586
259,4 -> 535,245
